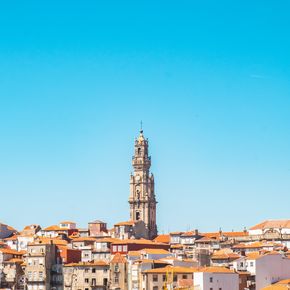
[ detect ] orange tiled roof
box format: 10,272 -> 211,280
143,265 -> 199,274
154,234 -> 170,244
111,253 -> 127,263
201,231 -> 248,238
199,266 -> 236,273
43,225 -> 64,231
0,248 -> 25,256
112,238 -> 165,245
195,236 -> 217,243
135,258 -> 169,264
128,251 -> 141,257
170,244 -> 183,249
233,241 -> 280,249
33,237 -> 68,246
23,225 -> 32,230
65,260 -> 108,267
141,248 -> 170,255
245,251 -> 263,260
250,220 -> 290,230
262,279 -> 290,289
4,258 -> 24,264
181,231 -> 196,237
72,237 -> 97,242
170,231 -> 184,235
211,249 -> 240,260
114,221 -> 136,226
95,238 -> 120,243
274,279 -> 290,285
262,286 -> 289,290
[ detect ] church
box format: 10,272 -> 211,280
128,129 -> 158,240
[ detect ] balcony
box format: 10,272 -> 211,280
27,277 -> 46,282
27,252 -> 45,257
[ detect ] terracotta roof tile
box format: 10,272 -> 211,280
250,220 -> 290,230
143,265 -> 199,274
65,260 -> 108,267
111,253 -> 127,263
154,234 -> 170,244
198,266 -> 236,273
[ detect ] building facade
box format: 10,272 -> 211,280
63,261 -> 109,290
129,129 -> 157,240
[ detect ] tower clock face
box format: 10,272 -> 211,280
136,175 -> 140,181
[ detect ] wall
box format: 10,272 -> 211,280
194,271 -> 239,290
256,254 -> 290,290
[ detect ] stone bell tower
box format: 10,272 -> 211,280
129,129 -> 157,239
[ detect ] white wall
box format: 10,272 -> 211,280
249,228 -> 290,236
246,258 -> 256,275
194,271 -> 239,290
256,254 -> 290,290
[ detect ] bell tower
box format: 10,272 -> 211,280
129,128 -> 157,239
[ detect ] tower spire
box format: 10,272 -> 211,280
140,120 -> 143,133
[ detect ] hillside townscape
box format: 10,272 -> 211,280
0,130 -> 289,290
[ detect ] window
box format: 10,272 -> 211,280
123,245 -> 128,252
84,269 -> 89,273
210,288 -> 213,290
114,265 -> 119,272
28,271 -> 32,279
113,245 -> 117,252
85,278 -> 89,283
219,288 -> 222,290
153,274 -> 158,282
250,261 -> 254,267
210,277 -> 213,283
240,262 -> 243,267
173,275 -> 177,282
118,245 -> 122,252
92,268 -> 96,273
182,274 -> 187,279
114,274 -> 119,283
92,278 -> 96,286
162,275 -> 166,282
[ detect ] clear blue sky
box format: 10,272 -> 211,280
0,1 -> 289,233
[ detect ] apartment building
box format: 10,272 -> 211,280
63,261 -> 109,290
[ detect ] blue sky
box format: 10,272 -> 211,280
0,1 -> 289,233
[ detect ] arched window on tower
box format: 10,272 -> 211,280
136,212 -> 140,220
137,147 -> 141,155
